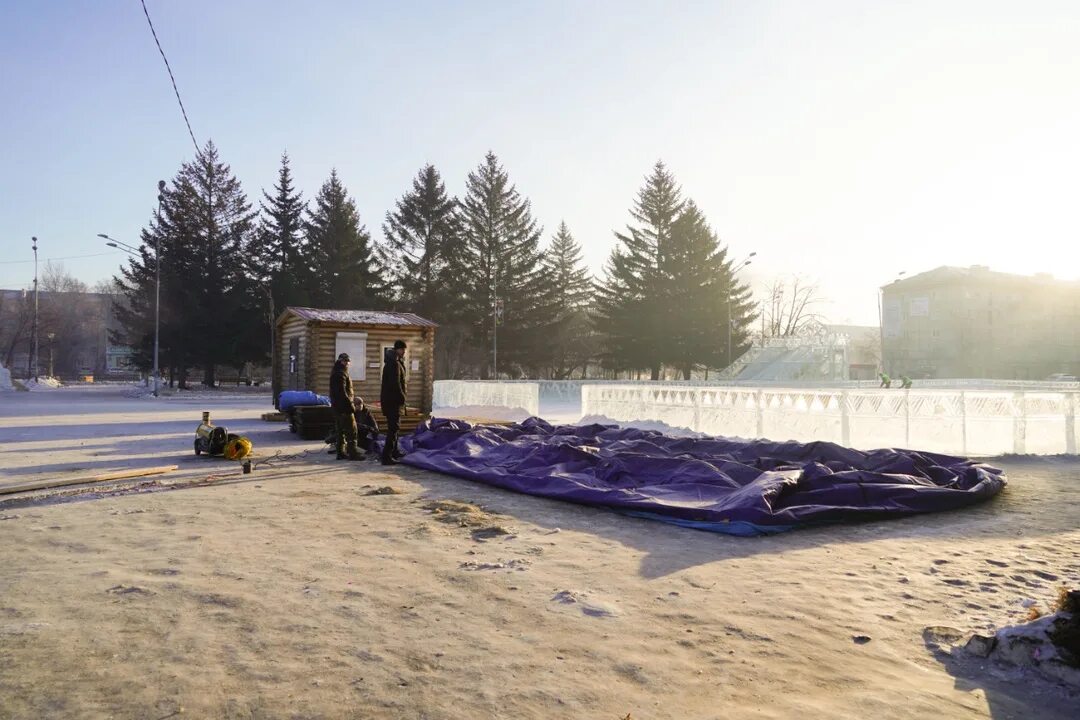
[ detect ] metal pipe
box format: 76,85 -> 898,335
31,237 -> 39,381
153,180 -> 165,397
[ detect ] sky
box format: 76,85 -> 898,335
2,0 -> 1078,325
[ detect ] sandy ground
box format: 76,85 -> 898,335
1,386 -> 1078,719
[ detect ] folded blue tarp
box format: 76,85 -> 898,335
401,417 -> 1007,536
278,390 -> 330,412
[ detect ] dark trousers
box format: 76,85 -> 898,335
382,405 -> 402,460
355,406 -> 380,452
334,411 -> 358,454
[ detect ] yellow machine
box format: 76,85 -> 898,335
194,411 -> 252,460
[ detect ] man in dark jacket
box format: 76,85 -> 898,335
380,340 -> 408,465
329,353 -> 362,460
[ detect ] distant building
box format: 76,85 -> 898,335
881,265 -> 1080,380
722,320 -> 881,382
0,289 -> 135,378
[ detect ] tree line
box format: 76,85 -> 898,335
112,141 -> 755,386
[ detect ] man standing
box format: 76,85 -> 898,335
380,340 -> 408,465
329,352 -> 363,460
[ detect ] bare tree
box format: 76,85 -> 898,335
41,261 -> 87,294
37,263 -> 101,377
0,289 -> 32,371
761,276 -> 825,338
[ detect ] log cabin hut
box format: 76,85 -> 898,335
273,307 -> 436,431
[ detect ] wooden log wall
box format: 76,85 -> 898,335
272,315 -> 309,401
308,323 -> 434,414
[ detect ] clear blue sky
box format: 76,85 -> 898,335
2,1 -> 1078,324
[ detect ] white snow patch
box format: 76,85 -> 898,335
23,377 -> 63,391
0,364 -> 12,391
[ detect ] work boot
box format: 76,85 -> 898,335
380,455 -> 399,466
346,443 -> 364,461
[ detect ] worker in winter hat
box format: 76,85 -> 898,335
380,340 -> 408,465
329,353 -> 362,460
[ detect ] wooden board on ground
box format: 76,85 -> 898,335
0,465 -> 180,496
370,409 -> 429,434
431,415 -> 517,427
261,412 -> 287,422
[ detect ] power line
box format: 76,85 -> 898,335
0,251 -> 125,265
140,0 -> 200,154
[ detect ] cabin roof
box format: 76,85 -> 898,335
279,307 -> 438,327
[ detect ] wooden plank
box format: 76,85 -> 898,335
0,465 -> 180,496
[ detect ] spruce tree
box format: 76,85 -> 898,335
457,152 -> 546,378
382,164 -> 462,320
305,169 -> 383,309
250,152 -> 309,311
113,141 -> 257,387
594,161 -> 684,379
665,201 -> 754,377
595,162 -> 754,379
539,222 -> 595,378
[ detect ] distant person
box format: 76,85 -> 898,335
329,353 -> 363,461
380,340 -> 408,465
900,375 -> 913,389
879,372 -> 891,389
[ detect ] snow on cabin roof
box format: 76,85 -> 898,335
283,307 -> 438,327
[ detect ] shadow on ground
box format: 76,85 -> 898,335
922,628 -> 1079,720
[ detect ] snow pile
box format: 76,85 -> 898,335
23,377 -> 63,391
0,364 -> 12,391
927,589 -> 1080,689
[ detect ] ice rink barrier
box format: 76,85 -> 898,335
581,384 -> 1080,456
433,380 -> 540,416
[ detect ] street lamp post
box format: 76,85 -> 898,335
878,270 -> 906,375
726,252 -> 757,366
98,180 -> 166,396
154,180 -> 165,396
100,239 -> 160,390
47,332 -> 55,377
30,237 -> 39,381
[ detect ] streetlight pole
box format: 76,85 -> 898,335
879,270 -> 905,376
100,223 -> 164,395
47,332 -> 55,377
30,237 -> 39,381
154,180 -> 165,397
726,252 -> 757,366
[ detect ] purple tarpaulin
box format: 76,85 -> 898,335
401,417 -> 1007,536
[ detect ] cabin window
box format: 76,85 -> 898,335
335,332 -> 367,381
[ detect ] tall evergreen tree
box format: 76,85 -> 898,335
457,152 -> 546,378
114,141 -> 257,387
382,164 -> 462,320
665,201 -> 753,377
595,162 -> 754,379
250,152 -> 309,312
539,222 -> 595,378
594,161 -> 684,379
305,169 -> 383,309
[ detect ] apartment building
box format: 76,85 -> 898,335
881,266 -> 1080,379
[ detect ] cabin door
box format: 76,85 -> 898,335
288,337 -> 300,390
